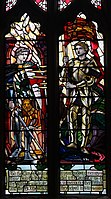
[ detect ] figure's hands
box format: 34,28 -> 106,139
28,126 -> 34,130
66,82 -> 76,89
28,126 -> 38,131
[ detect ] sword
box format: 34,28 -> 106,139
14,110 -> 44,153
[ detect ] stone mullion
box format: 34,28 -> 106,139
0,0 -> 6,198
101,0 -> 111,198
47,0 -> 60,198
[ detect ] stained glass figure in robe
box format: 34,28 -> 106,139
59,13 -> 106,194
5,13 -> 48,194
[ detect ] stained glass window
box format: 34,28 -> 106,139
6,0 -> 17,11
59,12 -> 106,194
5,13 -> 48,194
1,0 -> 110,198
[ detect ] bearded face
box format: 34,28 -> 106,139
22,99 -> 32,112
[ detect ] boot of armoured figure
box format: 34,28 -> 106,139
80,109 -> 90,154
67,107 -> 79,148
10,131 -> 22,158
24,134 -> 34,161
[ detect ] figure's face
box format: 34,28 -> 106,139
17,51 -> 29,64
75,45 -> 86,57
22,100 -> 32,112
63,56 -> 69,63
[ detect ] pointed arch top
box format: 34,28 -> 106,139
6,0 -> 102,12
